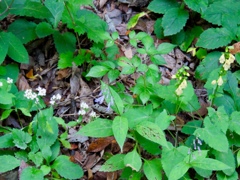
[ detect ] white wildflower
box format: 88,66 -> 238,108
24,89 -> 37,100
219,54 -> 225,64
7,77 -> 13,84
217,76 -> 223,86
36,86 -> 46,96
50,93 -> 62,105
78,109 -> 86,115
80,101 -> 89,109
211,80 -> 217,85
89,111 -> 97,118
228,54 -> 235,63
175,87 -> 183,96
55,93 -> 61,100
171,74 -> 176,79
0,82 -> 2,87
175,80 -> 187,96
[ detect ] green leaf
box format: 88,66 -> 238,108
0,90 -> 15,105
196,28 -> 233,49
181,120 -> 202,135
58,52 -> 74,69
143,159 -> 162,180
28,152 -> 43,167
112,116 -> 128,152
1,109 -> 13,120
53,31 -> 76,54
100,154 -> 126,172
147,0 -> 179,14
194,126 -> 229,153
52,155 -> 83,179
154,18 -> 164,39
136,121 -> 168,147
237,150 -> 240,167
108,69 -> 120,83
140,90 -> 150,104
229,111 -> 240,135
124,148 -> 142,171
157,43 -> 176,54
36,22 -> 54,38
107,84 -> 124,115
191,158 -> 230,171
0,32 -> 9,64
18,108 -> 31,117
212,149 -> 235,176
168,161 -> 190,180
127,12 -> 146,29
86,65 -> 110,78
78,118 -> 113,137
155,110 -> 175,130
12,129 -> 32,149
183,0 -> 208,13
195,51 -> 221,80
0,134 -> 14,148
162,8 -> 189,36
8,19 -> 37,44
20,1 -> 52,19
0,155 -> 20,173
7,32 -> 29,63
44,0 -> 64,28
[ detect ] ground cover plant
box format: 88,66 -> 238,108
1,0 -> 240,179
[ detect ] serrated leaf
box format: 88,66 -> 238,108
51,155 -> 83,179
112,116 -> 128,152
124,149 -> 142,171
78,118 -> 113,137
12,129 -> 32,149
194,127 -> 229,153
154,18 -> 164,39
143,159 -> 162,180
155,109 -> 175,130
0,134 -> 14,148
53,31 -> 76,54
28,152 -> 43,167
0,155 -> 20,173
86,65 -> 110,78
196,28 -> 233,49
184,0 -> 208,13
20,1 -> 52,19
168,161 -> 190,180
127,12 -> 147,29
191,158 -> 230,171
36,22 -> 54,38
8,19 -> 37,44
44,0 -> 64,28
229,111 -> 240,135
100,154 -> 125,172
136,121 -> 168,147
157,42 -> 176,54
162,8 -> 189,36
0,32 -> 9,64
147,0 -> 179,14
7,32 -> 29,63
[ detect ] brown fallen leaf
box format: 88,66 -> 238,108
17,74 -> 31,91
56,68 -> 71,80
87,137 -> 115,153
229,42 -> 240,54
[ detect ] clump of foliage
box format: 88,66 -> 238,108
1,0 -> 240,179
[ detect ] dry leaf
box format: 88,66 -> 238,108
56,68 -> 71,80
87,137 -> 115,153
229,42 -> 240,54
26,69 -> 37,79
17,74 -> 31,91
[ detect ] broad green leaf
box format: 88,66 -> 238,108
124,149 -> 142,171
86,65 -> 110,78
154,18 -> 164,39
53,31 -> 76,54
181,120 -> 202,135
194,126 -> 229,153
0,155 -> 20,173
229,111 -> 240,135
184,0 -> 208,13
51,155 -> 83,179
0,90 -> 15,105
1,109 -> 13,120
162,8 -> 189,36
155,110 -> 175,130
143,159 -> 162,180
196,28 -> 233,49
212,149 -> 235,176
18,108 -> 31,117
44,0 -> 64,28
100,154 -> 126,172
58,52 -> 74,69
8,19 -> 37,44
28,152 -> 43,167
140,90 -> 150,104
136,121 -> 168,147
150,54 -> 166,65
127,12 -> 146,29
78,118 -> 113,137
217,171 -> 238,180
112,116 -> 128,152
0,32 -> 9,64
20,1 -> 52,19
191,158 -> 230,171
237,150 -> 240,167
169,161 -> 190,180
36,22 -> 54,38
108,69 -> 120,83
7,32 -> 29,63
157,43 -> 176,54
12,129 -> 32,149
195,51 -> 221,80
40,165 -> 51,176
147,0 -> 179,14
0,134 -> 14,148
141,35 -> 154,51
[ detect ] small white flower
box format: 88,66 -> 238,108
228,54 -> 235,63
50,93 -> 62,105
211,80 -> 217,85
55,93 -> 61,100
219,54 -> 225,64
175,87 -> 183,96
89,111 -> 97,118
80,102 -> 89,109
171,74 -> 176,79
36,86 -> 46,96
78,109 -> 86,115
217,76 -> 223,86
7,77 -> 13,84
0,82 -> 3,87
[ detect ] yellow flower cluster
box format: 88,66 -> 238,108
211,76 -> 223,86
219,54 -> 235,71
175,79 -> 187,96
